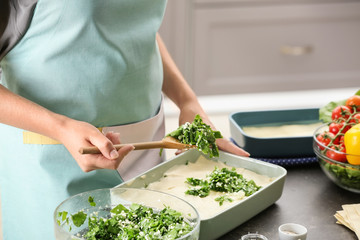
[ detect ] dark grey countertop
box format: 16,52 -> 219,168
219,164 -> 360,240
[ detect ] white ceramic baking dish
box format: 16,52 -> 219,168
116,149 -> 287,240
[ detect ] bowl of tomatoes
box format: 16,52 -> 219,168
313,93 -> 360,193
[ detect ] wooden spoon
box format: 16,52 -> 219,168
79,136 -> 195,154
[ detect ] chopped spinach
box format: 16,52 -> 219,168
185,167 -> 261,205
84,203 -> 193,240
59,211 -> 68,222
88,196 -> 96,207
71,211 -> 87,227
57,200 -> 194,240
215,195 -> 233,206
167,114 -> 223,158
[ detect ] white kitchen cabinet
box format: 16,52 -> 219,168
159,0 -> 360,95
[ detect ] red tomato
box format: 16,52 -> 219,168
329,122 -> 341,135
316,131 -> 336,150
339,135 -> 345,148
349,113 -> 360,125
326,146 -> 347,163
336,121 -> 351,134
331,106 -> 352,120
346,95 -> 360,112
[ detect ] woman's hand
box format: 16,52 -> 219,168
0,85 -> 134,172
177,105 -> 250,157
157,33 -> 249,157
57,119 -> 134,172
215,137 -> 250,157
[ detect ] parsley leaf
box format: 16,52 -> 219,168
110,203 -> 128,214
71,211 -> 87,227
88,196 -> 96,207
84,203 -> 194,240
167,114 -> 223,158
57,200 -> 195,240
215,195 -> 233,206
185,167 -> 261,205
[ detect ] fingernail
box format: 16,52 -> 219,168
110,149 -> 119,159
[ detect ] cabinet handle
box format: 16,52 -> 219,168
281,45 -> 312,56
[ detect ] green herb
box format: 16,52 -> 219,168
58,211 -> 68,222
57,200 -> 194,240
215,195 -> 233,206
84,203 -> 193,240
185,167 -> 261,205
185,178 -> 210,198
110,202 -> 128,214
167,114 -> 223,158
88,196 -> 96,207
71,211 -> 87,227
57,211 -> 68,226
319,90 -> 360,123
58,210 -> 87,229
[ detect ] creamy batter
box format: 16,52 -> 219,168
145,156 -> 273,219
242,122 -> 322,138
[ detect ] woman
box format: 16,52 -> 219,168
0,0 -> 249,239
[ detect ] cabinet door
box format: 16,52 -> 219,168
191,2 -> 360,95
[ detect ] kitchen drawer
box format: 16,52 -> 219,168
191,2 -> 360,95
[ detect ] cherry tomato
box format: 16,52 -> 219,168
346,95 -> 360,112
339,135 -> 345,148
329,122 -> 341,135
316,131 -> 336,150
326,146 -> 347,163
335,121 -> 352,134
349,113 -> 360,125
331,106 -> 352,120
325,124 -> 341,144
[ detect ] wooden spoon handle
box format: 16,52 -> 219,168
79,141 -> 166,154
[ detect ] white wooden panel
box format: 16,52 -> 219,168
192,2 -> 360,95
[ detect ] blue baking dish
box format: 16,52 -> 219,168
229,108 -> 321,158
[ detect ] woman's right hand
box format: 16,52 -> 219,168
56,119 -> 134,172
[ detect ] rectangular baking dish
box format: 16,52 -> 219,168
229,108 -> 321,158
116,149 -> 287,240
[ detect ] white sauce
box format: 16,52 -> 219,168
242,122 -> 322,138
146,156 -> 273,219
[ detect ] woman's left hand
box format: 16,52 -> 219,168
157,34 -> 249,157
216,137 -> 250,157
177,106 -> 250,157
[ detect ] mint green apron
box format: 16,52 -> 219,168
0,0 -> 167,239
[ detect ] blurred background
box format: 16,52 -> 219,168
160,0 -> 359,96
160,0 -> 360,157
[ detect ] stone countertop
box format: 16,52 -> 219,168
219,164 -> 360,240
